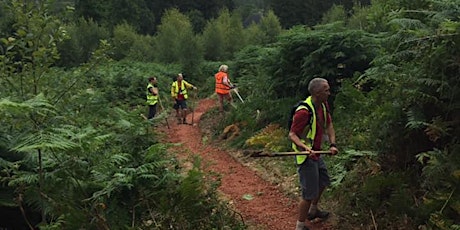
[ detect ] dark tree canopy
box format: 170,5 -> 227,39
74,0 -> 234,34
268,0 -> 370,28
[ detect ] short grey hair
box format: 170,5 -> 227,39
308,78 -> 328,94
218,65 -> 228,72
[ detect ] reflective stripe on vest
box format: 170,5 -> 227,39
215,71 -> 230,94
292,96 -> 327,164
171,80 -> 188,99
146,83 -> 158,105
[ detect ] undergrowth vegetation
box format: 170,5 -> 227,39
206,1 -> 460,229
0,60 -> 246,229
0,3 -> 246,227
1,0 -> 459,229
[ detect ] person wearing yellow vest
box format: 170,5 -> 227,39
171,73 -> 197,124
146,77 -> 159,120
288,78 -> 339,230
215,64 -> 234,112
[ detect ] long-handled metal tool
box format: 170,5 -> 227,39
190,89 -> 197,125
158,97 -> 170,129
182,89 -> 197,126
244,150 -> 332,157
232,87 -> 245,103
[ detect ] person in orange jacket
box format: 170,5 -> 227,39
215,64 -> 234,112
171,73 -> 197,124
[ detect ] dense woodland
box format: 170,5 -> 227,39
0,0 -> 459,229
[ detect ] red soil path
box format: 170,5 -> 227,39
160,98 -> 331,230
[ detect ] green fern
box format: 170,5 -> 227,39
8,171 -> 39,186
12,131 -> 78,153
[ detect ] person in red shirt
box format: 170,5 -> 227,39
171,73 -> 197,124
289,78 -> 339,230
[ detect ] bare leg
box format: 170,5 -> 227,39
176,109 -> 181,124
307,186 -> 330,220
218,94 -> 224,112
312,187 -> 324,206
182,109 -> 188,123
227,93 -> 233,104
226,93 -> 237,109
298,199 -> 311,223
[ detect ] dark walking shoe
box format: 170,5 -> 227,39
307,210 -> 330,220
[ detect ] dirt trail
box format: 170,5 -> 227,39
159,98 -> 331,230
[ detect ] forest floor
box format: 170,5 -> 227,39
158,97 -> 336,230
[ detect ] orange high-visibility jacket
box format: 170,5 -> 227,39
215,71 -> 230,94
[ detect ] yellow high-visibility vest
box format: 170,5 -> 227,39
171,80 -> 190,99
292,96 -> 327,164
146,83 -> 158,105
